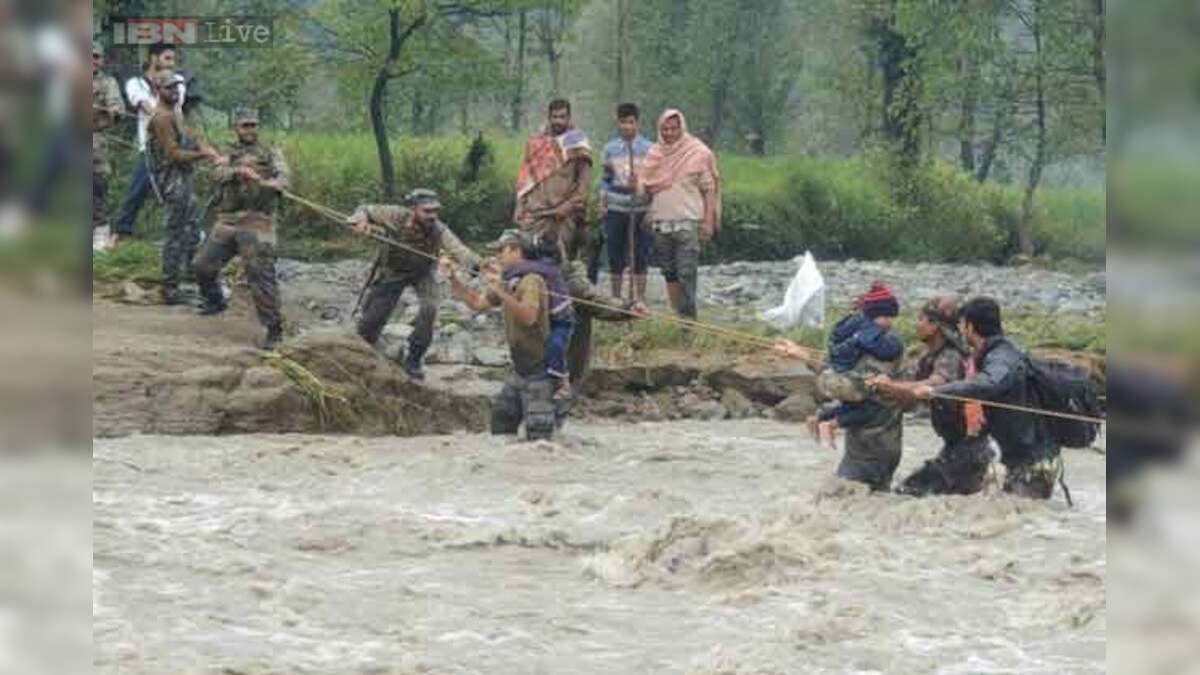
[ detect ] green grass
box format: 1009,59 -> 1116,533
92,240 -> 162,285
594,305 -> 1106,366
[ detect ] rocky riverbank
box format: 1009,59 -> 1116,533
93,257 -> 1105,438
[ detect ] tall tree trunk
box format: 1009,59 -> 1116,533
615,0 -> 626,102
1019,1 -> 1047,256
370,8 -> 404,202
874,0 -> 922,171
958,57 -> 979,174
1093,0 -> 1106,145
510,9 -> 527,133
975,104 -> 1005,183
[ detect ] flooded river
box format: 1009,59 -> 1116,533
93,421 -> 1105,674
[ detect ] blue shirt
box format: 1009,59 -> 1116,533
599,134 -> 653,213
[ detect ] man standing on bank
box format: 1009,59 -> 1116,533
598,103 -> 653,302
193,107 -> 290,350
635,109 -> 721,319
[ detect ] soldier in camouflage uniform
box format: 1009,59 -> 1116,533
873,297 -> 994,497
145,70 -> 218,304
91,41 -> 123,239
347,190 -> 481,379
193,108 -> 290,350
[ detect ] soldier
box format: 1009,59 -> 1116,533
145,70 -> 218,304
91,41 -> 123,243
193,107 -> 289,350
347,189 -> 481,380
873,297 -> 993,497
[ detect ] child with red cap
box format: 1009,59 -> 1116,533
811,282 -> 905,448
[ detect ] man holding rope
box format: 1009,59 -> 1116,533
193,107 -> 289,350
146,70 -> 220,306
347,189 -> 481,380
907,297 -> 1065,500
442,230 -> 562,441
872,296 -> 994,497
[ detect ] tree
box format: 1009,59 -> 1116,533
309,0 -> 510,200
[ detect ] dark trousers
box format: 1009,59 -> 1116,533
605,210 -> 652,275
115,154 -> 153,237
491,373 -> 567,440
356,273 -> 439,353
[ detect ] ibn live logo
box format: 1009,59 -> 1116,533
110,17 -> 275,48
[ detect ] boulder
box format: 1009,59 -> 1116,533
707,359 -> 818,406
774,393 -> 819,423
720,389 -> 754,419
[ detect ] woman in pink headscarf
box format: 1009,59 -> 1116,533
635,109 -> 721,319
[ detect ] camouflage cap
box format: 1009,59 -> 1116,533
93,40 -> 104,57
403,188 -> 441,209
488,228 -> 532,253
233,107 -> 260,125
921,295 -> 962,329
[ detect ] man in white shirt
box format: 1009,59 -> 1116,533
110,43 -> 185,247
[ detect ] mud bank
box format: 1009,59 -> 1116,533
93,420 -> 1106,674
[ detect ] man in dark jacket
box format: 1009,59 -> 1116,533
873,296 -> 993,496
911,297 -> 1063,499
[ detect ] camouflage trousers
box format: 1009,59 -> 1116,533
193,227 -> 282,330
838,408 -> 904,492
1003,454 -> 1063,500
491,373 -> 570,441
897,434 -> 992,497
160,174 -> 201,291
357,273 -> 439,351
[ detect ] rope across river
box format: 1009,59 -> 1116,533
276,188 -> 1111,430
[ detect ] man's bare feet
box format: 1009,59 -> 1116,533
806,415 -> 821,441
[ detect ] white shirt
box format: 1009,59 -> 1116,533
125,75 -> 186,152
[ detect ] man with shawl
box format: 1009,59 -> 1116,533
635,110 -> 721,319
514,99 -> 594,263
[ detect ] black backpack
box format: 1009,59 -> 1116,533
1025,357 -> 1103,448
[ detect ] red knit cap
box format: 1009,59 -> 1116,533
860,283 -> 899,318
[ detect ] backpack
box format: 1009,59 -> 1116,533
1025,357 -> 1102,448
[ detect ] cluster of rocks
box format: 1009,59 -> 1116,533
699,259 -> 1106,317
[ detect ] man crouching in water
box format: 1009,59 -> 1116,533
441,230 -> 563,441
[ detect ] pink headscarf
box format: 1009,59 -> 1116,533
641,109 -> 722,230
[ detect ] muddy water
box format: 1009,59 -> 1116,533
93,421 -> 1105,674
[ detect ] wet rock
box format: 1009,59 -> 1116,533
707,360 -> 817,406
721,389 -> 754,419
679,393 -> 728,421
774,393 -> 819,423
472,347 -> 511,368
582,363 -> 701,397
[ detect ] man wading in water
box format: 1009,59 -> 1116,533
442,230 -> 563,441
872,297 -> 993,496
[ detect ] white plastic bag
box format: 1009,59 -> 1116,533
762,251 -> 825,329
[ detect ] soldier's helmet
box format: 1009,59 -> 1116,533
233,107 -> 261,126
403,189 -> 442,209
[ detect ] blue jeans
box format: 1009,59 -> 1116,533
546,315 -> 575,379
114,154 -> 153,236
